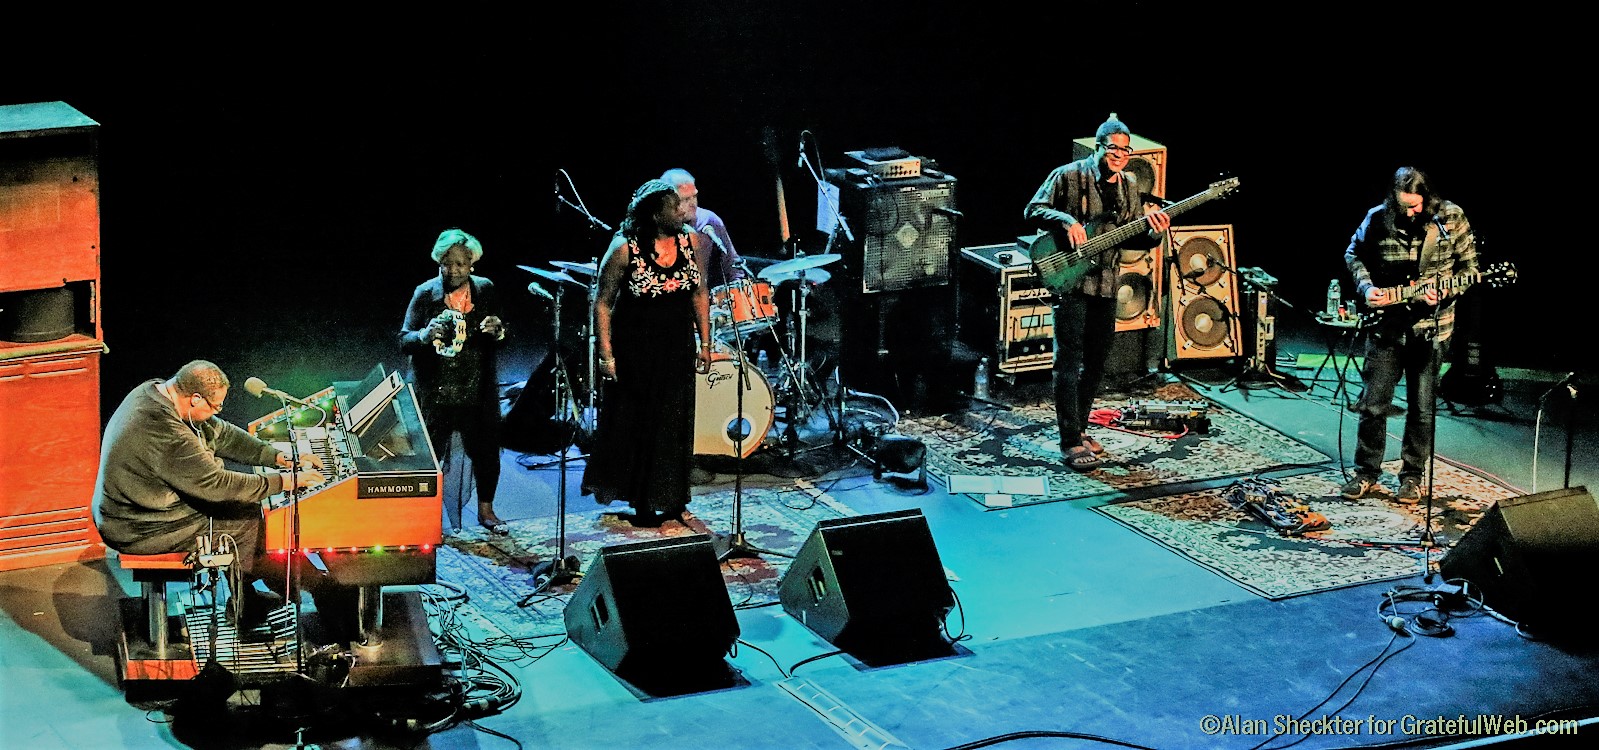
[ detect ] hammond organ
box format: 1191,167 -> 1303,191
247,364 -> 442,588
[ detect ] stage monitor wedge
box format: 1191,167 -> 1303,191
564,535 -> 740,693
1438,486 -> 1599,635
779,509 -> 955,665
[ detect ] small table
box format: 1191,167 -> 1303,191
1309,313 -> 1369,403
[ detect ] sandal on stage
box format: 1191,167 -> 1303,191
1081,434 -> 1106,455
478,503 -> 510,536
1064,444 -> 1102,472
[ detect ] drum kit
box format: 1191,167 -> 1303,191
518,251 -> 842,461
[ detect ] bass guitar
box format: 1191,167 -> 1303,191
1025,176 -> 1241,295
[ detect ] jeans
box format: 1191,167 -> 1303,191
1053,292 -> 1117,444
1352,329 -> 1441,482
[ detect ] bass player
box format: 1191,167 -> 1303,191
1024,113 -> 1170,471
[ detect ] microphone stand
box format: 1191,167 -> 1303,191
799,145 -> 854,448
1213,263 -> 1304,395
715,282 -> 787,562
521,283 -> 581,601
269,392 -> 308,672
1417,271 -> 1448,583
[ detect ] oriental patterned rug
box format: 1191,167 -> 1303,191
1093,460 -> 1523,599
897,380 -> 1330,510
432,481 -> 854,641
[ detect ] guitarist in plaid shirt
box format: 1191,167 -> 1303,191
1341,166 -> 1478,502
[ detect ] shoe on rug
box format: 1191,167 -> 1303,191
1397,477 -> 1424,504
1339,475 -> 1379,500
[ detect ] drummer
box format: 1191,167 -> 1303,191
663,168 -> 746,289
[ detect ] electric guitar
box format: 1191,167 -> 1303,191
1358,261 -> 1519,324
1025,176 -> 1241,295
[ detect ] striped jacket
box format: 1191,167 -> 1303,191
1344,200 -> 1477,344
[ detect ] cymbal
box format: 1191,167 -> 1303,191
550,260 -> 598,277
518,265 -> 579,287
757,254 -> 841,280
764,267 -> 831,286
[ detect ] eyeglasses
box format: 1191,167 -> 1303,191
1102,143 -> 1135,155
195,393 -> 224,412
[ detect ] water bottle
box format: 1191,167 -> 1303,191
1326,279 -> 1341,319
973,357 -> 991,400
755,349 -> 770,377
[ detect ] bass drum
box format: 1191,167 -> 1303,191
693,349 -> 775,458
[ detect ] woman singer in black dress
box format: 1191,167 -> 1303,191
581,179 -> 713,527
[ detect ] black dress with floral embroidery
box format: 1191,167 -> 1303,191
581,233 -> 700,517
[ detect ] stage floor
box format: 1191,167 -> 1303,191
4,319 -> 1597,750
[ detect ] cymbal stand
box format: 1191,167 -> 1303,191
714,289 -> 788,562
581,260 -> 600,438
520,282 -> 581,600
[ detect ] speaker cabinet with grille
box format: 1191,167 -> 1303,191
1165,225 -> 1243,362
838,283 -> 962,414
564,535 -> 740,693
1439,486 -> 1599,633
830,171 -> 958,294
779,509 -> 955,664
1072,133 -> 1167,201
1112,243 -> 1163,332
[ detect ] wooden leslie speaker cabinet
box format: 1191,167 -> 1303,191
1164,224 -> 1243,363
0,101 -> 106,571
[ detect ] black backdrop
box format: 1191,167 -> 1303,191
6,4 -> 1584,420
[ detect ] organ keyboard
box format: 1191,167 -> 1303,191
247,364 -> 442,586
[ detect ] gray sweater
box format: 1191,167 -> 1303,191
92,381 -> 286,548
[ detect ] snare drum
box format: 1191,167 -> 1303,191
693,350 -> 775,458
711,279 -> 778,339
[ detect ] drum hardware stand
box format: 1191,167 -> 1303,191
519,280 -> 582,600
555,168 -> 610,441
581,257 -> 600,440
1220,266 -> 1305,394
712,290 -> 788,562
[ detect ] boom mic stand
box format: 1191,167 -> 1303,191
255,388 -> 312,671
797,135 -> 856,449
714,287 -> 788,562
520,282 -> 581,600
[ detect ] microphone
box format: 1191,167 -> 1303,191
932,207 -> 964,219
243,376 -> 309,406
527,282 -> 554,301
796,136 -> 807,169
1384,615 -> 1410,635
1433,216 -> 1451,242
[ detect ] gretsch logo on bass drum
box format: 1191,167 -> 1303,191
705,368 -> 733,388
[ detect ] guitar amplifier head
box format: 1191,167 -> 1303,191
845,148 -> 922,180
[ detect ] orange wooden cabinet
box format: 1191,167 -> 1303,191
0,101 -> 106,571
